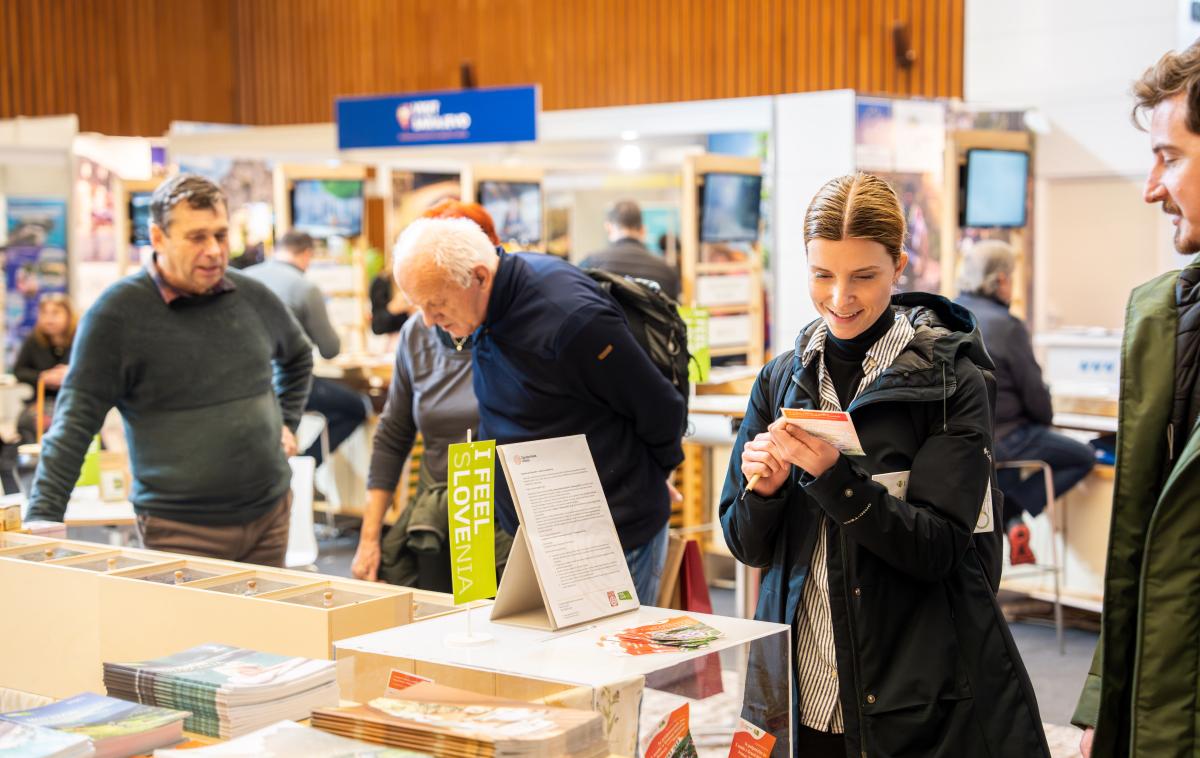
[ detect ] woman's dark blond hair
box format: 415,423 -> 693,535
32,293 -> 78,348
1133,40 -> 1200,133
804,172 -> 906,263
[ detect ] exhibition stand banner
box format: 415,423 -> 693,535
445,438 -> 498,605
336,85 -> 539,149
3,197 -> 68,366
679,306 -> 711,383
491,434 -> 639,631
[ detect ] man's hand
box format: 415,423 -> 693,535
666,478 -> 684,503
1080,727 -> 1094,758
281,426 -> 298,457
351,538 -> 382,581
768,418 -> 840,479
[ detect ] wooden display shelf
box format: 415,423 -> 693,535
0,539 -> 116,564
0,532 -> 56,549
0,538 -> 454,699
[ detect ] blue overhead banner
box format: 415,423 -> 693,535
336,85 -> 539,149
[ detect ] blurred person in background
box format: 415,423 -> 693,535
954,239 -> 1094,566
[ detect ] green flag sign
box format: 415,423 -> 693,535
679,306 -> 711,383
446,439 -> 498,604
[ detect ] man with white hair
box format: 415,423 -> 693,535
392,218 -> 687,604
954,240 -> 1094,566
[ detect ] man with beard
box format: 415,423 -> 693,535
1073,41 -> 1200,758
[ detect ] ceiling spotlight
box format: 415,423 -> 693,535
617,144 -> 643,171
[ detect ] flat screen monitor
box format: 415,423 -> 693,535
478,180 -> 542,246
700,173 -> 763,243
291,179 -> 364,238
962,149 -> 1029,228
129,191 -> 153,245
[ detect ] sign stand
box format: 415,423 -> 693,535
489,435 -> 639,632
445,429 -> 495,648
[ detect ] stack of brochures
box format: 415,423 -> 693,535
311,682 -> 608,758
0,692 -> 188,758
102,643 -> 338,739
153,720 -> 428,757
0,718 -> 93,758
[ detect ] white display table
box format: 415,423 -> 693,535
335,604 -> 791,757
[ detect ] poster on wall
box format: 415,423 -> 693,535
2,246 -> 68,365
6,199 -> 67,250
855,99 -> 895,172
892,100 -> 947,176
642,206 -> 680,258
176,157 -> 276,268
74,157 -> 121,311
876,171 -> 944,295
74,158 -> 117,264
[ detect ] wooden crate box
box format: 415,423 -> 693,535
0,539 -> 453,698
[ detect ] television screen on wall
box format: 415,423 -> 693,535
700,173 -> 763,243
478,180 -> 541,246
129,191 -> 153,245
962,149 -> 1029,228
291,179 -> 364,238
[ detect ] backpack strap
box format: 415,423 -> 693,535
767,350 -> 795,414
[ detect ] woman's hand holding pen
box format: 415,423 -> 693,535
742,419 -> 842,496
741,431 -> 790,496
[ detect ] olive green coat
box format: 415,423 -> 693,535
1073,255 -> 1200,757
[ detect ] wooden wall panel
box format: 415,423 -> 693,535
1,0 -> 963,136
0,0 -> 237,136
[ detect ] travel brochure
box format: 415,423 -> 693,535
102,644 -> 338,739
0,718 -> 93,758
311,681 -> 607,758
0,692 -> 187,758
153,720 -> 424,757
598,615 -> 724,656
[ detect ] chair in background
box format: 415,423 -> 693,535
996,459 -> 1064,654
285,455 -> 318,569
296,411 -> 342,538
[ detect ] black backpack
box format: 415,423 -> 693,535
585,269 -> 691,430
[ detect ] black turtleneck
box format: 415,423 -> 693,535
823,307 -> 896,409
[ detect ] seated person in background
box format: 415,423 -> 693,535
14,293 -> 77,445
579,200 -> 681,300
352,202 -> 511,589
246,231 -> 367,467
955,240 -> 1095,564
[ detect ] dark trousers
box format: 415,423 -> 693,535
304,377 -> 367,465
795,723 -> 845,757
135,492 -> 292,567
995,424 -> 1095,524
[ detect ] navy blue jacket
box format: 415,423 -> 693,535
473,251 -> 686,550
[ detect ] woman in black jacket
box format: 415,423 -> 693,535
720,173 -> 1048,757
14,293 -> 77,444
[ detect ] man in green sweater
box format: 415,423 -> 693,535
26,174 -> 313,567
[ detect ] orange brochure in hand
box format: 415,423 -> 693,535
780,407 -> 866,456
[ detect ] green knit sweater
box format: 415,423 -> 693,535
27,269 -> 313,525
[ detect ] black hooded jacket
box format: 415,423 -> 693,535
719,293 -> 1049,758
